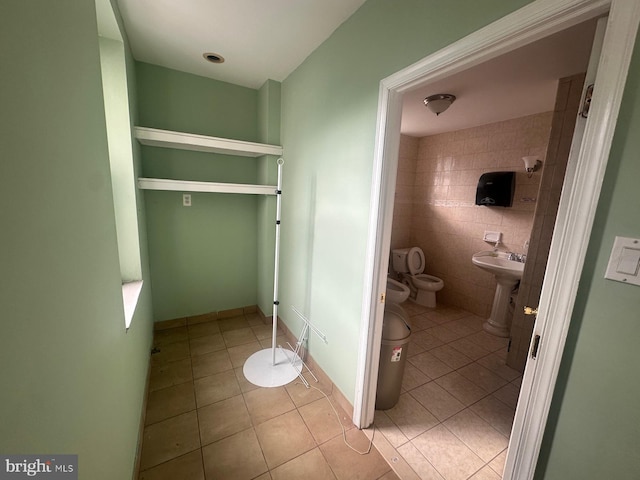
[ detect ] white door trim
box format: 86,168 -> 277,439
355,2 -> 640,480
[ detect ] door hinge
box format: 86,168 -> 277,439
380,293 -> 385,303
531,335 -> 541,359
581,84 -> 594,118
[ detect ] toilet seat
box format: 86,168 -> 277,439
407,247 -> 425,275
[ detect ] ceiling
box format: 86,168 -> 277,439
401,19 -> 598,137
116,0 -> 367,89
115,1 -> 598,138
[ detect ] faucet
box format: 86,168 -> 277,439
507,252 -> 527,263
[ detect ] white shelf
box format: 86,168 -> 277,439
134,126 -> 283,157
138,178 -> 277,196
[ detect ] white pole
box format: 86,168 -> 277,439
271,158 -> 284,365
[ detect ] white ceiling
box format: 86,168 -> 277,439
401,19 -> 598,137
116,0 -> 367,89
115,1 -> 598,138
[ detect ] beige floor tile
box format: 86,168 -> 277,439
270,448 -> 337,480
320,429 -> 391,480
191,349 -> 232,379
153,326 -> 189,346
457,363 -> 508,394
470,396 -> 515,437
396,442 -> 445,480
409,315 -> 438,332
435,372 -> 488,406
255,410 -> 317,469
154,318 -> 186,331
234,366 -> 260,393
469,465 -> 501,480
465,331 -> 509,352
260,334 -> 287,349
284,377 -> 332,408
488,449 -> 507,476
187,312 -> 216,325
447,337 -> 491,361
384,393 -> 439,440
218,315 -> 250,332
244,386 -> 296,426
428,325 -> 464,344
476,353 -> 522,381
198,394 -> 252,446
150,340 -> 190,366
139,411 -> 200,471
491,383 -> 520,409
189,333 -> 225,357
145,382 -> 196,425
251,324 -> 279,340
298,397 -> 347,444
410,382 -> 465,422
401,363 -> 431,392
187,320 -> 220,339
202,428 -> 268,480
379,469 -> 402,479
149,358 -> 193,392
138,449 -> 204,480
373,411 -> 410,449
443,409 -> 509,462
410,331 -> 445,351
222,326 -> 259,347
227,341 -> 263,368
408,352 -> 453,381
430,344 -> 474,370
412,424 -> 485,480
194,369 -> 241,408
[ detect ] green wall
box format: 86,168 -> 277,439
535,32 -> 640,480
278,0 -> 640,476
278,0 -> 531,403
0,1 -> 153,479
137,64 -> 280,320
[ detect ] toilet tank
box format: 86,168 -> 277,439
391,248 -> 410,273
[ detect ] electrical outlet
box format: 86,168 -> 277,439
183,194 -> 191,206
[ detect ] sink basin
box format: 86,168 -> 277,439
471,251 -> 525,337
472,251 -> 524,280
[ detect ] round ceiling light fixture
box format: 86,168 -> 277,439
203,52 -> 225,64
423,94 -> 456,116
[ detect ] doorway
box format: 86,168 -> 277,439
354,1 -> 640,480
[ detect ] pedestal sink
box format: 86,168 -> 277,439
472,251 -> 525,337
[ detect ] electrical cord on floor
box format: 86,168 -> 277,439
296,382 -> 375,455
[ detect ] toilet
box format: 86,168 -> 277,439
391,247 -> 444,308
386,277 -> 410,304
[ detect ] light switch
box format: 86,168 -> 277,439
617,247 -> 640,275
605,236 -> 640,286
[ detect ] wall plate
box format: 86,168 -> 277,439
604,236 -> 640,286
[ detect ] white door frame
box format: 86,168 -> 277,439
355,1 -> 640,479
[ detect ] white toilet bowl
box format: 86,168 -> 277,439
391,247 -> 444,308
386,277 -> 410,304
411,274 -> 444,308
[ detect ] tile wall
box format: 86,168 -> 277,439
392,112 -> 553,317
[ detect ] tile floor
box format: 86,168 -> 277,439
138,311 -> 399,480
372,301 -> 523,480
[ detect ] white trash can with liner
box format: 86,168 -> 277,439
375,303 -> 411,410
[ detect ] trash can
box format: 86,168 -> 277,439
375,303 -> 412,410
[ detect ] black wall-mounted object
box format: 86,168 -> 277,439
475,171 -> 515,207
